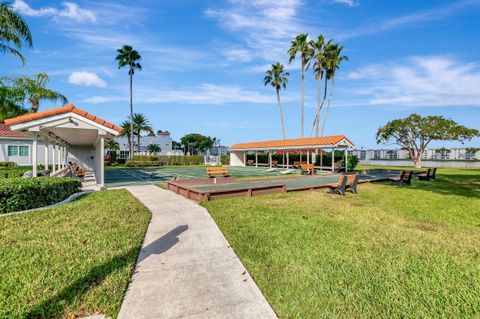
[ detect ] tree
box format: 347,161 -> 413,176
116,45 -> 142,159
0,2 -> 32,64
147,144 -> 161,154
320,42 -> 348,136
104,139 -> 120,164
264,62 -> 289,139
288,33 -> 312,138
180,133 -> 215,155
172,140 -> 181,150
118,120 -> 133,156
0,85 -> 28,121
376,114 -> 479,168
3,73 -> 67,112
132,113 -> 153,152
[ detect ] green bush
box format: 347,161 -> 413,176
340,155 -> 359,171
126,155 -> 205,167
0,162 -> 16,167
221,155 -> 230,165
0,177 -> 81,214
0,167 -> 31,178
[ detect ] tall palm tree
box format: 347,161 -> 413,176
309,36 -> 331,137
118,120 -> 133,156
4,73 -> 68,112
320,43 -> 348,136
116,45 -> 142,159
0,2 -> 32,65
0,84 -> 28,122
264,62 -> 289,140
132,113 -> 153,152
288,33 -> 312,138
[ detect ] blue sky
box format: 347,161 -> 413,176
2,0 -> 480,148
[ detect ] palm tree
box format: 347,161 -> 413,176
320,43 -> 348,136
288,33 -> 312,138
309,36 -> 331,137
116,45 -> 142,159
0,84 -> 28,121
132,113 -> 153,153
4,73 -> 68,112
264,62 -> 289,140
0,2 -> 32,64
118,120 -> 133,156
147,144 -> 161,154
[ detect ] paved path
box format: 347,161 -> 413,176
118,185 -> 277,319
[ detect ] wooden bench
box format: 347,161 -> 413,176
328,174 -> 359,196
300,163 -> 315,175
270,160 -> 278,168
246,159 -> 254,166
293,161 -> 307,168
390,170 -> 413,185
68,162 -> 86,178
207,166 -> 230,178
418,168 -> 437,181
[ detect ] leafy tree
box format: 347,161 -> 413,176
0,1 -> 32,64
2,73 -> 67,112
116,45 -> 142,159
104,139 -> 120,164
264,62 -> 289,139
376,114 -> 479,168
465,147 -> 480,159
147,144 -> 161,154
180,133 -> 216,155
0,84 -> 27,121
132,113 -> 153,152
172,140 -> 181,150
320,42 -> 348,136
288,33 -> 312,138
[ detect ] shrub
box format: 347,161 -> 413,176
221,155 -> 230,165
126,155 -> 205,167
0,162 -> 16,167
0,167 -> 31,178
0,177 -> 81,214
340,155 -> 359,171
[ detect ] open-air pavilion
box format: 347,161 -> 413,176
229,135 -> 355,173
4,104 -> 121,187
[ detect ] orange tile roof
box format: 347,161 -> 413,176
229,135 -> 354,150
0,124 -> 31,138
4,104 -> 122,132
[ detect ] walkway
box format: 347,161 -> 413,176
118,185 -> 277,319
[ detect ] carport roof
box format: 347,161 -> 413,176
4,104 -> 122,132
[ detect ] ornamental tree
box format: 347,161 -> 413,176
376,114 -> 479,168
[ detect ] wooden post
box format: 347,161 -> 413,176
32,134 -> 37,177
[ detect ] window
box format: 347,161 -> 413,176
8,145 -> 18,156
19,146 -> 29,157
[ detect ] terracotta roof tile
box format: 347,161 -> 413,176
229,135 -> 354,150
4,104 -> 122,133
0,124 -> 31,138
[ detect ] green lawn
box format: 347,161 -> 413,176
203,167 -> 480,318
0,190 -> 151,319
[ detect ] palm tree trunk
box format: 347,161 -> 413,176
301,61 -> 305,138
31,99 -> 39,113
137,130 -> 141,153
316,75 -> 328,137
320,75 -> 335,136
311,75 -> 322,137
277,89 -> 286,140
129,70 -> 134,159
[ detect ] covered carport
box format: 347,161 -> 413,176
4,104 -> 121,187
229,135 -> 355,173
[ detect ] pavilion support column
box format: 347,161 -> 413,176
282,151 -> 285,168
331,148 -> 335,174
255,151 -> 258,168
99,137 -> 105,186
269,152 -> 272,168
54,144 -> 58,172
345,148 -> 348,173
286,152 -> 290,169
44,143 -> 48,172
307,150 -> 310,164
32,134 -> 38,177
64,146 -> 68,168
243,152 -> 246,167
320,150 -> 323,172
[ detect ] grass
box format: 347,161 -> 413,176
203,167 -> 480,318
0,190 -> 151,319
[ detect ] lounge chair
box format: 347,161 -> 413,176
390,170 -> 413,185
328,174 -> 359,196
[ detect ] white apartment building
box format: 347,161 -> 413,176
350,147 -> 479,160
115,131 -> 182,158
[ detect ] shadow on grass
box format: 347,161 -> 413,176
26,225 -> 188,318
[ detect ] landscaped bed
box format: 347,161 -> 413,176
0,190 -> 151,318
204,167 -> 480,318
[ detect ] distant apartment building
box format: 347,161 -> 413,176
349,147 -> 480,160
116,131 -> 182,158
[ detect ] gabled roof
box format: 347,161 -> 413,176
4,104 -> 122,132
0,124 -> 30,138
229,135 -> 354,151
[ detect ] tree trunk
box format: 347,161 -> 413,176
321,75 -> 335,136
301,60 -> 304,138
129,70 -> 134,159
310,76 -> 322,137
413,154 -> 422,168
277,89 -> 287,140
31,99 -> 39,113
137,130 -> 141,153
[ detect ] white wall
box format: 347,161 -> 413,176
230,151 -> 245,166
68,146 -> 96,171
0,138 -> 49,166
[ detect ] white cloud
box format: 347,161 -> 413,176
68,71 -> 107,88
13,0 -> 96,23
222,48 -> 253,62
347,56 -> 480,107
82,83 -> 295,105
332,0 -> 358,7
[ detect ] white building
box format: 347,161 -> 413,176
350,147 -> 480,160
115,131 -> 182,158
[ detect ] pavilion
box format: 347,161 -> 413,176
229,135 -> 355,173
4,104 -> 121,187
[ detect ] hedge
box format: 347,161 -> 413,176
0,177 -> 81,214
0,162 -> 16,167
0,167 -> 31,179
127,155 -> 205,167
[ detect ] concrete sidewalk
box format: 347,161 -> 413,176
118,185 -> 277,319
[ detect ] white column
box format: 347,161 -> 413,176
307,150 -> 310,164
44,143 -> 48,171
99,137 -> 105,186
331,148 -> 335,173
54,144 -> 58,172
269,152 -> 272,168
345,148 -> 348,173
64,146 -> 68,168
286,152 -> 290,169
255,152 -> 258,168
32,134 -> 38,177
243,152 -> 246,167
